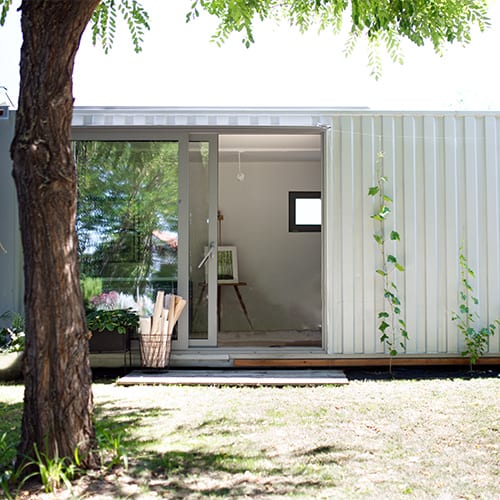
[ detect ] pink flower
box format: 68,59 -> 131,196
90,291 -> 120,310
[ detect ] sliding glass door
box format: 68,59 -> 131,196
75,140 -> 180,313
187,135 -> 218,346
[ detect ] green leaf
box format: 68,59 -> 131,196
387,254 -> 397,263
395,263 -> 405,272
379,205 -> 391,217
0,0 -> 13,26
379,320 -> 390,332
378,311 -> 389,318
376,269 -> 387,277
373,234 -> 384,244
368,186 -> 379,196
390,231 -> 400,241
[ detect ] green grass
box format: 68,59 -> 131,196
0,377 -> 499,498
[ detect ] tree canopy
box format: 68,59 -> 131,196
1,0 -> 492,77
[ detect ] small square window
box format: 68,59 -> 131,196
289,191 -> 321,232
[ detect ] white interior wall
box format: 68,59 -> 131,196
218,151 -> 321,331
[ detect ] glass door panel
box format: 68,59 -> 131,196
188,136 -> 218,346
75,140 -> 179,313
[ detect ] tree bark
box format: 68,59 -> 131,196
12,0 -> 101,468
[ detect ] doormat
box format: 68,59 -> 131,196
116,369 -> 348,386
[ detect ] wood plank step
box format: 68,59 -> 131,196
233,357 -> 500,368
116,369 -> 348,386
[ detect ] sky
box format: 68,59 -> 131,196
1,1 -> 500,111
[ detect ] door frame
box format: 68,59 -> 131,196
71,125 -> 329,354
176,133 -> 219,348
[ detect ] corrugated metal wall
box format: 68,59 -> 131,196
327,113 -> 500,356
0,113 -> 23,314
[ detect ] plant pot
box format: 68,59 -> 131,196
89,328 -> 131,353
0,351 -> 24,381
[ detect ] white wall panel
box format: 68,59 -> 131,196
0,113 -> 23,315
328,113 -> 500,356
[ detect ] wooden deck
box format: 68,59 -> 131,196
116,369 -> 348,386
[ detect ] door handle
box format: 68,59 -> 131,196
198,242 -> 215,269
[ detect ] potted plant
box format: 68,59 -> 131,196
0,312 -> 25,381
86,291 -> 140,353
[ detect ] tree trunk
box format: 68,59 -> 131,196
11,0 -> 101,468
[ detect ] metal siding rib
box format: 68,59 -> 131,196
352,116 -> 365,354
393,117 -> 408,354
444,116 -> 460,353
323,123 -> 336,355
475,119 -> 489,346
331,122 -> 344,354
415,117 -> 428,352
423,116 -> 439,352
402,116 -> 419,353
382,115 -> 399,355
361,116 -> 377,354
435,117 -> 448,353
485,117 -> 500,353
339,116 -> 356,353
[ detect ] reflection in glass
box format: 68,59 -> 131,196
74,141 -> 179,312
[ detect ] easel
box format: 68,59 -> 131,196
195,210 -> 254,329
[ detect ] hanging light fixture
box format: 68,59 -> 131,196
236,150 -> 245,182
0,86 -> 15,120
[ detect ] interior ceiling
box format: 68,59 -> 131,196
219,134 -> 321,162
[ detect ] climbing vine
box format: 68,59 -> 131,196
368,152 -> 408,372
452,248 -> 498,370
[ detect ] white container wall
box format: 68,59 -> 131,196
0,113 -> 23,316
1,108 -> 499,360
326,113 -> 500,357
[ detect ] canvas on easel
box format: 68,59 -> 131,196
217,246 -> 238,284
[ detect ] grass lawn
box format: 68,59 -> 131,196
0,373 -> 499,499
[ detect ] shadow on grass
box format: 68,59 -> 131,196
83,407 -> 344,498
345,365 -> 500,381
76,445 -> 333,499
2,396 -> 348,498
0,401 -> 23,466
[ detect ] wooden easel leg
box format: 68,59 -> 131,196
233,285 -> 254,329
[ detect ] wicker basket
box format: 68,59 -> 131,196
139,292 -> 186,369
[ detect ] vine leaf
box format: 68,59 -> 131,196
370,153 -> 408,372
452,246 -> 499,370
